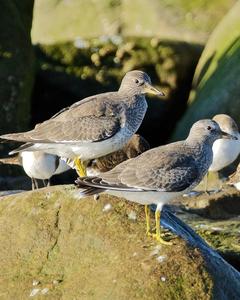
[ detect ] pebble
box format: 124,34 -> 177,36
32,280 -> 40,286
160,276 -> 166,282
102,203 -> 112,212
29,288 -> 40,297
41,288 -> 49,295
128,210 -> 137,221
156,255 -> 167,263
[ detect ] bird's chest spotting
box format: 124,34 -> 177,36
124,98 -> 148,132
196,147 -> 213,178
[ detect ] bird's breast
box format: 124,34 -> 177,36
124,97 -> 148,132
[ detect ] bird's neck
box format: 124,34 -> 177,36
185,137 -> 214,172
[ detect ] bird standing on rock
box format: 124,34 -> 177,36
0,151 -> 70,190
76,120 -> 237,244
205,114 -> 240,191
0,70 -> 164,177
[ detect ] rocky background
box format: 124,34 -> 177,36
0,0 -> 240,298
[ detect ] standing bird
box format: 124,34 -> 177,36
76,120 -> 236,244
0,71 -> 164,177
205,114 -> 240,191
0,151 -> 70,190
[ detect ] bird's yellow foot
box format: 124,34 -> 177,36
154,210 -> 172,245
74,158 -> 87,177
152,233 -> 173,245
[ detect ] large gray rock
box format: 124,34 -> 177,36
172,1 -> 240,140
31,0 -> 235,44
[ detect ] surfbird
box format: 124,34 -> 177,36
205,114 -> 240,191
0,151 -> 70,189
86,134 -> 150,175
76,119 -> 237,244
0,70 -> 164,177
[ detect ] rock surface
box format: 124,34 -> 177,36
31,0 -> 236,44
0,185 -> 240,299
175,184 -> 240,271
172,0 -> 240,140
0,186 -> 213,299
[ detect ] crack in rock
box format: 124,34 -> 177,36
38,204 -> 62,275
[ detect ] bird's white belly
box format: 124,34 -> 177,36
107,190 -> 184,211
71,127 -> 133,161
209,139 -> 240,172
21,152 -> 57,179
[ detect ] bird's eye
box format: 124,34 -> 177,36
135,79 -> 139,84
207,126 -> 212,131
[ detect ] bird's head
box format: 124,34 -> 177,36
119,70 -> 165,97
187,119 -> 238,145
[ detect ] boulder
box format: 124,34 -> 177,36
0,185 -> 240,299
172,1 -> 240,141
31,0 -> 234,44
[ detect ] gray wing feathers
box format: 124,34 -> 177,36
20,116 -> 120,142
1,93 -> 124,143
100,145 -> 200,192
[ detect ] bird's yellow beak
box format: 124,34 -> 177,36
144,82 -> 165,96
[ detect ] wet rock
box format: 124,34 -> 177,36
170,202 -> 240,273
0,185 -> 216,299
172,1 -> 240,141
162,207 -> 240,299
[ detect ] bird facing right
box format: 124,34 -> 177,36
205,114 -> 240,191
76,119 -> 237,244
0,70 -> 164,177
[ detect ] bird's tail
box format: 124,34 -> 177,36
75,177 -> 106,197
9,143 -> 34,155
0,155 -> 21,166
0,132 -> 29,143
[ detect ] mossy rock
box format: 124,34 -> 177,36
32,38 -> 202,146
172,1 -> 240,140
0,185 -> 216,299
